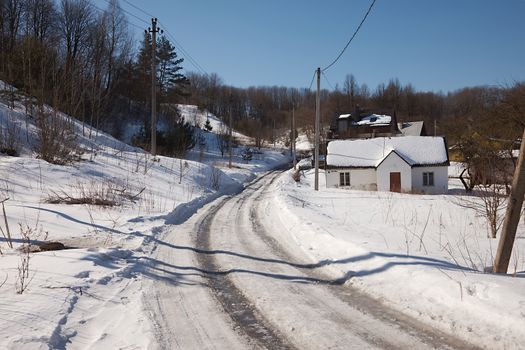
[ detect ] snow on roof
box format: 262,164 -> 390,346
354,114 -> 391,126
398,121 -> 424,136
326,136 -> 448,168
338,114 -> 352,119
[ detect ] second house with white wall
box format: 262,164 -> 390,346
325,136 -> 449,194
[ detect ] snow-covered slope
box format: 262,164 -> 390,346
177,104 -> 252,144
0,93 -> 288,348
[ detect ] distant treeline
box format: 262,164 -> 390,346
185,72 -> 525,147
1,0 -> 524,149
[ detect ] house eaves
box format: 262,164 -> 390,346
375,149 -> 412,168
325,165 -> 376,170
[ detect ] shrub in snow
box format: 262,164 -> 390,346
209,164 -> 222,190
241,148 -> 253,161
0,111 -> 21,156
35,109 -> 81,165
46,180 -> 144,207
132,117 -> 196,158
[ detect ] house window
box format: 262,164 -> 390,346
423,172 -> 434,186
339,172 -> 350,186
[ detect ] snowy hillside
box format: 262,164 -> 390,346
177,104 -> 252,144
0,94 -> 288,348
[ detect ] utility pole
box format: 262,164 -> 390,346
493,128 -> 525,273
290,105 -> 293,157
148,18 -> 161,157
291,102 -> 297,170
273,118 -> 276,148
314,67 -> 321,191
228,94 -> 233,168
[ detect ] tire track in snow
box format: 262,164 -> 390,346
248,171 -> 480,350
195,170 -> 296,350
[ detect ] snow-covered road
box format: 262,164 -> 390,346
145,170 -> 479,349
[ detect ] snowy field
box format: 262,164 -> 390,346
271,169 -> 525,349
0,98 -> 288,348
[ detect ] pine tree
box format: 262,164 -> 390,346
156,35 -> 188,100
135,31 -> 152,104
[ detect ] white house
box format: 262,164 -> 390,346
325,136 -> 449,194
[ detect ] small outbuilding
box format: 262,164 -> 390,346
325,136 -> 449,194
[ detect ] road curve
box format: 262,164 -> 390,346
145,169 -> 480,349
196,170 -> 480,350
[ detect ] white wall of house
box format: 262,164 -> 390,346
351,169 -> 377,190
411,166 -> 448,194
376,152 -> 412,192
326,153 -> 448,194
325,170 -> 340,188
325,168 -> 377,190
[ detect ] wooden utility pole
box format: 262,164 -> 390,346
228,95 -> 233,168
493,128 -> 525,273
273,118 -> 276,148
314,67 -> 321,191
290,106 -> 293,157
291,102 -> 297,170
148,18 -> 161,157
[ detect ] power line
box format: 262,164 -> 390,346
308,69 -> 317,90
159,24 -> 209,76
112,0 -> 210,76
121,0 -> 155,19
100,0 -> 150,25
322,0 -> 377,72
162,26 -> 208,75
321,71 -> 335,90
91,2 -> 144,30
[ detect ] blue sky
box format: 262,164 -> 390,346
95,0 -> 525,93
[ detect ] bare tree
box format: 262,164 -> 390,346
57,0 -> 93,116
103,0 -> 131,93
23,0 -> 56,43
15,225 -> 31,294
2,0 -> 23,50
343,73 -> 358,109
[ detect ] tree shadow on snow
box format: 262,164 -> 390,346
18,205 -> 525,285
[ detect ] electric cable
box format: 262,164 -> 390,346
322,0 -> 377,72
